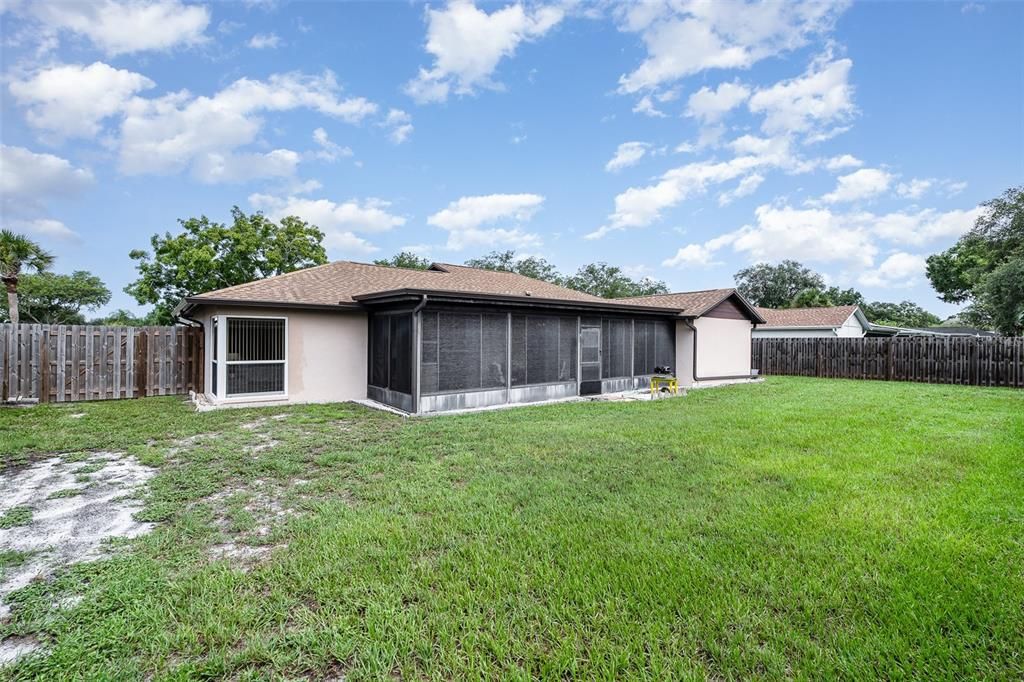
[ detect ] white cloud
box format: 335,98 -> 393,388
632,95 -> 666,118
311,127 -> 353,162
729,204 -> 878,267
0,145 -> 93,242
249,193 -> 407,254
819,168 -> 892,203
944,180 -> 968,196
674,202 -> 981,274
718,173 -> 764,205
427,193 -> 544,250
8,62 -> 154,139
10,218 -> 79,242
825,154 -> 862,171
118,71 -> 377,180
662,243 -> 722,268
248,32 -> 282,49
192,149 -> 300,184
27,0 -> 210,56
405,0 -> 564,103
871,206 -> 982,246
896,178 -> 933,199
0,145 -> 94,216
858,252 -> 926,288
590,134 -> 810,238
748,54 -> 856,138
605,141 -> 650,172
382,108 -> 413,144
685,80 -> 750,123
616,1 -> 849,93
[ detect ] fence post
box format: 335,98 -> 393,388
135,329 -> 148,398
39,328 -> 49,404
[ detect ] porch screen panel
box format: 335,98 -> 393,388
558,318 -> 577,381
389,315 -> 412,394
225,318 -> 285,396
601,319 -> 631,378
481,314 -> 508,388
511,314 -> 577,386
370,315 -> 389,387
437,312 -> 482,392
420,312 -> 439,394
510,316 -> 527,386
632,322 -> 648,375
653,320 -> 674,369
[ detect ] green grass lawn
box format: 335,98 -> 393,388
1,377 -> 1022,680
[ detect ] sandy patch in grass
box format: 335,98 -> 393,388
0,453 -> 155,621
0,635 -> 42,666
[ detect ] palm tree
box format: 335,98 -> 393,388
0,230 -> 55,326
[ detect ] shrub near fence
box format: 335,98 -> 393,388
1,323 -> 204,403
752,336 -> 1024,388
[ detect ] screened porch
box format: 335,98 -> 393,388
366,305 -> 676,414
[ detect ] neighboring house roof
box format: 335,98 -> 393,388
617,288 -> 766,323
754,305 -> 865,329
180,261 -> 679,315
923,326 -> 999,337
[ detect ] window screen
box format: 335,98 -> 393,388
421,311 -> 508,394
370,315 -> 389,388
225,317 -> 285,396
389,315 -> 412,394
369,313 -> 413,394
510,314 -> 577,386
601,318 -> 632,378
633,320 -> 674,374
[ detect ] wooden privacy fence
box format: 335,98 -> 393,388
1,323 -> 204,403
752,336 -> 1024,388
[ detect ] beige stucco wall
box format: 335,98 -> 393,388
692,316 -> 753,379
675,320 -> 695,388
193,305 -> 367,405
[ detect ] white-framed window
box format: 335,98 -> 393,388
209,315 -> 288,399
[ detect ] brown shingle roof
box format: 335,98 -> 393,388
189,260 -> 632,308
617,288 -> 736,316
755,305 -> 859,328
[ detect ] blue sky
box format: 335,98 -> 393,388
1,0 -> 1021,319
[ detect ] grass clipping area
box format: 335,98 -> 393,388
1,377 -> 1022,679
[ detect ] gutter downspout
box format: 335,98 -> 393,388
682,318 -> 757,383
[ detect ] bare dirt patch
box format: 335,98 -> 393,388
0,635 -> 42,666
0,452 -> 155,620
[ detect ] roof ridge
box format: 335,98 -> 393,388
621,287 -> 733,299
344,260 -> 448,275
194,260 -> 343,297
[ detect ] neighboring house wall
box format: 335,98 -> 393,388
693,316 -> 753,379
837,314 -> 866,337
195,305 -> 368,405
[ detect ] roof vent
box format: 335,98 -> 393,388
524,290 -> 532,296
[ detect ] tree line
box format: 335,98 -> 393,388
2,185 -> 1020,335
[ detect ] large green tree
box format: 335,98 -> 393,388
126,207 -> 328,323
734,260 -> 826,308
563,262 -> 669,299
0,271 -> 110,325
374,251 -> 431,270
464,250 -> 563,284
88,308 -> 161,326
0,230 -> 55,326
861,301 -> 942,329
926,186 -> 1024,335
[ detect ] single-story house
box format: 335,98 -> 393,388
176,261 -> 764,414
752,305 -> 872,338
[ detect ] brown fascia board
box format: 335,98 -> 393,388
352,288 -> 685,315
178,297 -> 362,316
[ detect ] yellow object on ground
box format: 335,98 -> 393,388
650,376 -> 678,395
